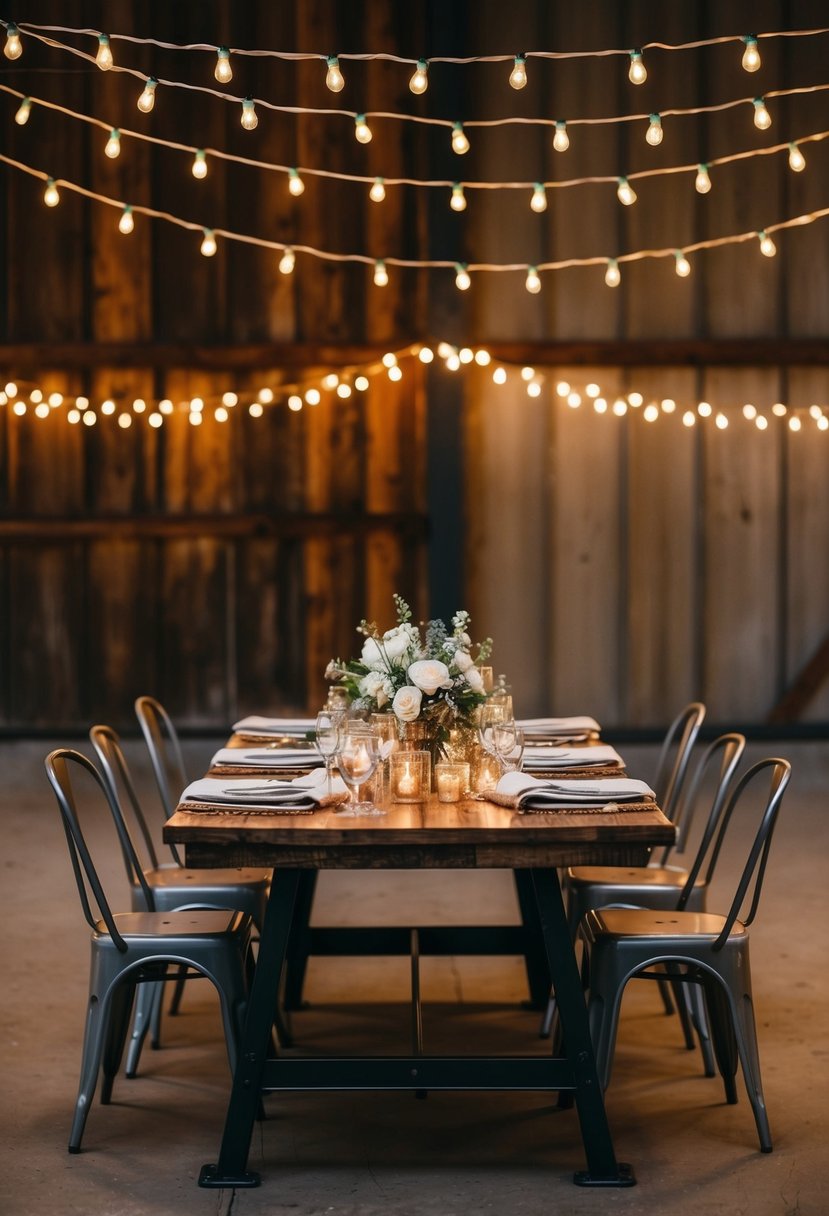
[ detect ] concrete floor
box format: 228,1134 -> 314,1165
2,736 -> 827,1216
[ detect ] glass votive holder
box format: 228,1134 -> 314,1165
478,665 -> 494,693
370,713 -> 399,751
474,753 -> 501,794
389,750 -> 430,803
435,762 -> 470,803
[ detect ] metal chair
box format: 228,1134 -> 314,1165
134,694 -> 189,827
580,757 -> 791,1153
44,748 -> 253,1154
89,723 -> 270,1073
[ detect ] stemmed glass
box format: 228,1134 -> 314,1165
478,703 -> 511,760
335,726 -> 384,816
315,710 -> 343,794
497,726 -> 525,773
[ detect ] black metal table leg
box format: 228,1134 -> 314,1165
513,869 -> 554,1009
530,869 -> 635,1187
283,870 -> 318,1010
199,868 -> 302,1189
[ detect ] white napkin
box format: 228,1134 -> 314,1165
232,716 -> 316,736
517,716 -> 601,740
521,744 -> 622,770
211,747 -> 323,769
182,770 -> 347,809
493,770 -> 654,810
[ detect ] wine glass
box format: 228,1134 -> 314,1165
478,702 -> 511,759
335,727 -> 383,816
497,726 -> 525,773
315,710 -> 343,793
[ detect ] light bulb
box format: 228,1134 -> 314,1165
530,183 -> 547,213
419,347 -> 434,363
753,97 -> 771,130
628,391 -> 643,407
523,367 -> 536,382
305,388 -> 321,405
215,46 -> 232,83
288,395 -> 303,411
605,258 -> 621,287
354,114 -> 372,144
14,97 -> 31,125
409,58 -> 428,94
451,122 -> 469,155
646,113 -> 663,146
222,392 -> 237,407
200,227 -> 217,257
788,415 -> 801,432
525,266 -> 541,294
475,349 -> 491,366
248,402 -> 263,418
117,413 -> 132,429
616,176 -> 637,206
288,168 -> 305,197
278,246 -> 295,274
43,178 -> 60,208
756,415 -> 769,430
661,398 -> 676,413
369,176 -> 385,202
326,55 -> 344,92
240,97 -> 258,130
388,365 -> 403,382
788,142 -> 806,172
101,399 -> 116,415
567,391 -> 582,407
758,230 -> 776,257
644,404 -> 659,422
553,120 -> 569,152
674,250 -> 691,277
741,35 -> 761,72
613,399 -> 628,417
192,149 -> 207,178
527,381 -> 542,398
698,401 -> 712,417
628,50 -> 647,84
716,413 -> 729,430
118,204 -> 134,234
4,22 -> 22,60
354,375 -> 369,390
695,164 -> 712,193
137,77 -> 157,113
509,54 -> 527,90
96,33 -> 113,70
450,183 -> 467,212
382,352 -> 397,368
455,263 -> 471,291
493,367 -> 507,384
321,375 -> 337,392
373,259 -> 389,287
104,128 -> 121,158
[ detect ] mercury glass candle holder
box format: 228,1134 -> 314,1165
435,762 -> 470,803
390,750 -> 430,802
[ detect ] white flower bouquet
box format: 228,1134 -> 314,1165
325,594 -> 492,749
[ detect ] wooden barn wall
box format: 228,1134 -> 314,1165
1,0 -> 828,731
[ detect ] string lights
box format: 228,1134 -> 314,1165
214,46 -> 232,83
136,77 -> 157,113
95,33 -> 113,70
409,58 -> 429,95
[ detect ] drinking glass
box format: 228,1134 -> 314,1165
498,726 -> 525,773
315,710 -> 342,793
335,727 -> 383,816
478,702 -> 512,759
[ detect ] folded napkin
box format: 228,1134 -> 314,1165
517,716 -> 601,741
489,770 -> 654,812
522,744 -> 622,770
232,716 -> 316,737
211,747 -> 323,769
182,770 -> 348,812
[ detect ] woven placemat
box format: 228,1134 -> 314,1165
208,764 -> 317,779
521,764 -> 625,780
517,798 -> 655,816
181,799 -> 319,816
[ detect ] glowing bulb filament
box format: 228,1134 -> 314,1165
530,183 -> 547,213
753,97 -> 771,130
369,177 -> 386,203
240,97 -> 258,130
553,120 -> 569,152
455,263 -> 471,291
43,177 -> 60,208
96,33 -> 113,70
450,183 -> 467,212
14,97 -> 31,125
4,22 -> 22,60
617,176 -> 637,206
451,122 -> 470,155
741,35 -> 761,72
695,164 -> 712,194
118,205 -> 134,234
509,55 -> 527,90
326,55 -> 344,92
373,259 -> 389,287
674,250 -> 691,278
200,227 -> 217,257
605,258 -> 621,288
288,168 -> 305,196
278,246 -> 295,274
215,46 -> 232,83
409,58 -> 429,94
354,114 -> 372,144
525,266 -> 541,294
628,50 -> 647,84
646,113 -> 663,146
104,128 -> 121,159
137,77 -> 157,113
788,143 -> 806,172
758,230 -> 776,257
192,149 -> 207,179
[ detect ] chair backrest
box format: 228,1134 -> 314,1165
89,723 -> 165,876
134,695 -> 188,821
677,757 -> 791,948
651,701 -> 706,825
658,731 -> 746,865
44,748 -> 157,950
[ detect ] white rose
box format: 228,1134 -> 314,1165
361,637 -> 385,666
408,659 -> 452,695
453,650 -> 474,673
381,627 -> 412,661
360,671 -> 386,701
392,685 -> 422,721
464,667 -> 484,693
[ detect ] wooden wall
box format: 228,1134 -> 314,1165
1,0 -> 828,731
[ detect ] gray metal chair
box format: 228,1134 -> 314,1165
89,723 -> 270,1074
580,757 -> 791,1153
44,748 -> 253,1154
134,694 -> 189,826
